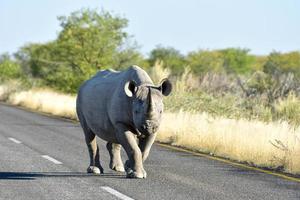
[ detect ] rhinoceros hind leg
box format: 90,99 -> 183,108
85,130 -> 104,174
77,109 -> 104,174
106,142 -> 125,172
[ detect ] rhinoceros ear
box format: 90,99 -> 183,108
159,79 -> 172,96
124,80 -> 137,97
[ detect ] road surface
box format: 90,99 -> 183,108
0,103 -> 300,200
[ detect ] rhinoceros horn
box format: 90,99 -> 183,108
147,88 -> 154,118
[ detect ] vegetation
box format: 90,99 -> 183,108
0,8 -> 299,124
1,8 -> 300,173
148,45 -> 186,74
11,9 -> 143,93
0,53 -> 22,80
1,73 -> 299,174
157,112 -> 300,174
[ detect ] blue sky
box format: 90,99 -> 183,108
0,0 -> 299,56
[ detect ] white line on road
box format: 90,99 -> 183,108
101,186 -> 135,200
41,155 -> 62,165
8,137 -> 22,144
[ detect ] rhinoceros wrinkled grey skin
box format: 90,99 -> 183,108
76,65 -> 172,179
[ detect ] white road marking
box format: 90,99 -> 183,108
101,186 -> 135,200
8,137 -> 22,144
42,155 -> 62,165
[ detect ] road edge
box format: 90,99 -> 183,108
157,142 -> 300,183
1,101 -> 300,183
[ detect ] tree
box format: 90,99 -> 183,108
55,9 -> 129,73
239,51 -> 300,104
220,48 -> 255,74
15,43 -> 56,78
148,45 -> 186,74
0,53 -> 22,80
16,9 -> 142,93
113,40 -> 147,70
263,51 -> 300,76
186,48 -> 256,75
186,50 -> 224,74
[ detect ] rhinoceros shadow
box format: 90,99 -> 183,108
0,172 -> 126,180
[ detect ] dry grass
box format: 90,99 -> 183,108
1,81 -> 300,174
0,80 -> 23,101
4,85 -> 77,120
148,60 -> 171,84
174,66 -> 198,92
275,93 -> 300,127
157,111 -> 300,174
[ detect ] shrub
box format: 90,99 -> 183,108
0,53 -> 22,80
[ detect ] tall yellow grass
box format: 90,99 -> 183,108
148,60 -> 171,84
1,82 -> 299,174
6,87 -> 77,120
157,111 -> 300,174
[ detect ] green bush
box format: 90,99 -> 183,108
0,53 -> 22,80
148,45 -> 186,74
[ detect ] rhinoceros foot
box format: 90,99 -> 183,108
110,162 -> 125,172
125,160 -> 146,178
113,165 -> 125,172
87,166 -> 103,174
125,168 -> 147,179
126,171 -> 144,179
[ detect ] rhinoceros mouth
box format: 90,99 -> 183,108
138,123 -> 158,136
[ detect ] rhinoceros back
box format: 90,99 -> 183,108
76,66 -> 153,142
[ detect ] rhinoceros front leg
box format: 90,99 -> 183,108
106,142 -> 125,172
139,132 -> 157,162
116,126 -> 145,179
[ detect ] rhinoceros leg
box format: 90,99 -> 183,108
106,142 -> 125,172
138,133 -> 157,162
115,126 -> 146,179
85,131 -> 104,174
77,109 -> 103,174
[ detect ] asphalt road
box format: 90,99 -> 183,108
0,103 -> 300,200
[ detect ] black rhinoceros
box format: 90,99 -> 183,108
76,65 -> 172,178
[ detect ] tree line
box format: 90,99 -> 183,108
1,9 -> 300,93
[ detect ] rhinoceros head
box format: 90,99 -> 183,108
124,79 -> 172,136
